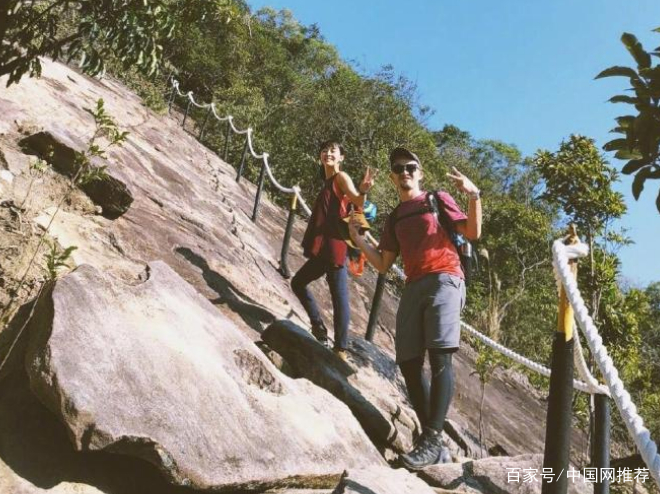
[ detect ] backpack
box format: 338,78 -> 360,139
387,191 -> 477,285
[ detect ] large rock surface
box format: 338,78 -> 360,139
420,454 -> 593,494
24,262 -> 385,491
331,467 -> 437,494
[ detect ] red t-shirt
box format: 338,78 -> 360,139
379,191 -> 468,283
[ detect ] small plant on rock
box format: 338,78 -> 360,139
43,240 -> 77,281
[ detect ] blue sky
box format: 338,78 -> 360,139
248,0 -> 660,286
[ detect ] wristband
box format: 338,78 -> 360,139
469,190 -> 481,200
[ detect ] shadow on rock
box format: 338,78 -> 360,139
175,246 -> 276,333
340,480 -> 380,494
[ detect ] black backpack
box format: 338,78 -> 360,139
387,191 -> 477,284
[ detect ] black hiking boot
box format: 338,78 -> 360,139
311,321 -> 330,348
400,427 -> 445,470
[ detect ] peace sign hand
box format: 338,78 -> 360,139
446,167 -> 479,196
359,166 -> 378,194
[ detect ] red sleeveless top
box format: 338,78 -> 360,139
302,173 -> 351,266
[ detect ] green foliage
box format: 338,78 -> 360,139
0,0 -> 198,86
597,29 -> 660,213
71,98 -> 126,185
533,135 -> 627,236
472,341 -> 504,386
30,158 -> 49,173
43,239 -> 77,281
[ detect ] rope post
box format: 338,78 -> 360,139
198,106 -> 212,141
365,273 -> 387,342
223,120 -> 232,162
542,224 -> 579,494
168,85 -> 176,114
182,99 -> 192,129
236,135 -> 250,183
592,394 -> 611,494
251,159 -> 268,223
279,192 -> 298,279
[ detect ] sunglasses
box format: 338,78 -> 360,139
391,164 -> 419,175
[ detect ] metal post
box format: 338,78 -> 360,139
365,273 -> 387,342
223,120 -> 232,162
593,394 -> 611,494
168,86 -> 176,113
279,193 -> 298,279
198,107 -> 212,141
251,160 -> 268,222
182,99 -> 192,129
236,136 -> 250,183
542,225 -> 579,494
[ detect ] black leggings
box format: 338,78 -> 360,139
399,349 -> 454,432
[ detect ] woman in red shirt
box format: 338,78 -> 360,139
292,140 -> 376,361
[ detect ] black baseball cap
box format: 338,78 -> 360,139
389,147 -> 421,168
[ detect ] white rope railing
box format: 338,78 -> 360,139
459,321 -> 600,395
554,239 -> 660,485
228,118 -> 250,136
210,104 -> 232,122
188,93 -> 210,109
551,257 -> 610,396
245,128 -> 264,157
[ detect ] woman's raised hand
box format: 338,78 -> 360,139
359,166 -> 378,194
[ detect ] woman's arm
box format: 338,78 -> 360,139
336,167 -> 377,208
336,171 -> 366,208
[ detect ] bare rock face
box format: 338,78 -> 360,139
24,262 -> 385,492
261,320 -> 420,456
331,467 -> 437,494
419,454 -> 593,494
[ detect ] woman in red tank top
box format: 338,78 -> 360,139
292,140 -> 376,361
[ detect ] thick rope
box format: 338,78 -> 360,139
245,128 -> 264,157
293,186 -> 312,217
573,328 -> 610,396
262,154 -> 294,193
552,258 -> 609,396
460,321 -> 598,395
187,93 -> 210,109
554,239 -> 660,485
210,104 -> 232,122
228,119 -> 250,136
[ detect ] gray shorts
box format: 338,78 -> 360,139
395,272 -> 466,363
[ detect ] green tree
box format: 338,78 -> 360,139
597,29 -> 660,213
0,0 -> 202,85
533,135 -> 627,324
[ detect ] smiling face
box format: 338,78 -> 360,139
390,157 -> 422,192
319,143 -> 344,167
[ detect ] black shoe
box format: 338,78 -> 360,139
400,427 -> 444,470
311,322 -> 330,347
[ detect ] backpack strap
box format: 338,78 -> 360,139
386,191 -> 452,251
